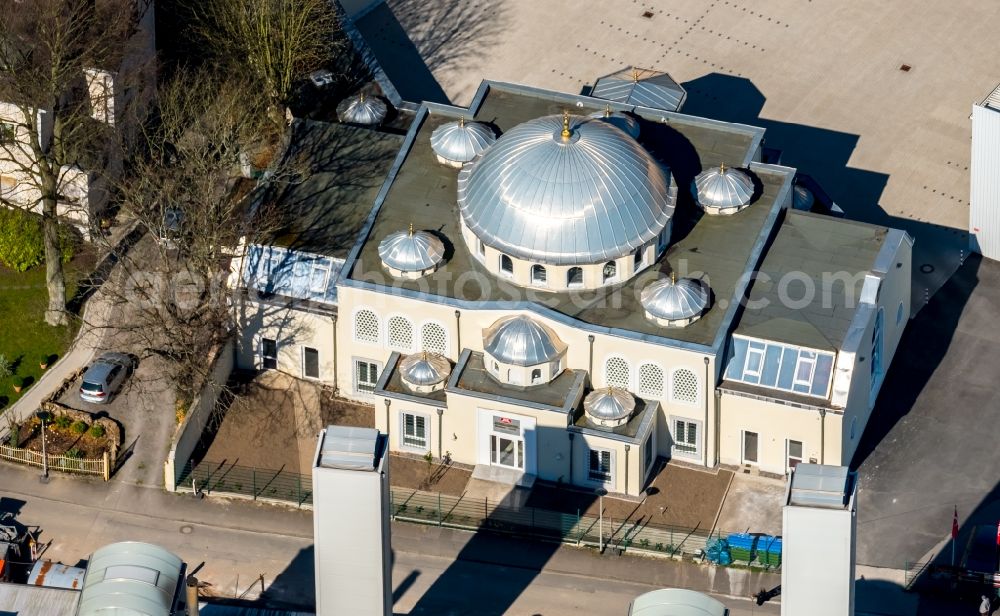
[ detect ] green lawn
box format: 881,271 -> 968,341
0,262 -> 82,410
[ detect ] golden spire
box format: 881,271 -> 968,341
604,104 -> 612,117
359,92 -> 365,103
422,350 -> 428,361
632,69 -> 640,83
408,222 -> 414,236
720,162 -> 727,174
671,271 -> 677,284
459,116 -> 465,127
561,110 -> 571,140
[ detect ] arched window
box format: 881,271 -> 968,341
605,356 -> 630,389
420,322 -> 448,355
354,309 -> 379,343
603,261 -> 617,284
531,368 -> 542,384
638,363 -> 664,398
670,368 -> 699,404
567,267 -> 583,287
387,315 -> 414,351
531,264 -> 547,285
500,254 -> 513,275
477,239 -> 486,257
634,247 -> 644,270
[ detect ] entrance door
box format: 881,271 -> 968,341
787,439 -> 803,473
743,431 -> 759,464
491,434 -> 524,470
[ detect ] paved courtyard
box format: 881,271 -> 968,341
854,255 -> 1000,568
354,0 -> 995,308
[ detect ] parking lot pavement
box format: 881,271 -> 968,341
854,255 -> 1000,568
714,473 -> 784,537
58,353 -> 176,487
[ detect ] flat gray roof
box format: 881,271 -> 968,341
268,120 -> 403,258
0,582 -> 79,615
735,210 -> 888,350
347,82 -> 788,348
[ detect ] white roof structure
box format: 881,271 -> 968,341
483,315 -> 567,366
640,275 -> 711,326
78,542 -> 184,616
584,387 -> 636,428
377,225 -> 446,274
317,426 -> 382,471
692,164 -> 755,214
399,351 -> 451,389
457,112 -> 674,265
628,588 -> 727,616
592,67 -> 687,112
430,117 -> 496,165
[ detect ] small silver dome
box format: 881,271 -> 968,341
588,105 -> 640,139
692,164 -> 755,214
792,183 -> 815,212
399,352 -> 451,391
641,274 -> 710,327
584,387 -> 636,428
483,315 -> 566,366
378,225 -> 446,275
458,112 -> 674,265
592,67 -> 687,112
430,117 -> 496,166
337,92 -> 387,125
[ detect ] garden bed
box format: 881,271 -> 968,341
389,453 -> 471,496
6,406 -> 120,459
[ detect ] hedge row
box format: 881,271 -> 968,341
0,207 -> 74,271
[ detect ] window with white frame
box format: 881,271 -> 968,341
567,267 -> 583,287
602,261 -> 617,284
401,411 -> 429,450
420,322 -> 448,355
724,336 -> 836,399
477,239 -> 485,258
787,439 -> 803,472
588,449 -> 613,483
354,309 -> 379,344
500,254 -> 513,275
605,356 -> 630,389
354,359 -> 379,395
302,346 -> 319,379
672,419 -> 699,456
261,338 -> 277,370
670,368 -> 699,404
633,247 -> 644,270
530,264 -> 547,286
308,259 -> 332,293
639,363 -> 664,398
387,315 -> 414,351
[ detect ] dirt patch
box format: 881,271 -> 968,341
714,473 -> 784,536
14,420 -> 113,459
320,396 -> 374,428
389,454 -> 471,496
526,461 -> 733,530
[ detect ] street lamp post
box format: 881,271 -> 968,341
37,412 -> 49,483
595,487 -> 607,553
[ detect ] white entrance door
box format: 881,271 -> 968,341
491,434 -> 524,470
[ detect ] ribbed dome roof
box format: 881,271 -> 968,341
399,352 -> 451,389
792,183 -> 815,212
483,315 -> 566,366
584,387 -> 636,428
337,92 -> 387,125
588,106 -> 640,139
378,226 -> 445,273
692,164 -> 754,212
430,117 -> 496,164
640,275 -> 710,324
457,113 -> 674,265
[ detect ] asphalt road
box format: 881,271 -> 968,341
855,255 -> 1000,569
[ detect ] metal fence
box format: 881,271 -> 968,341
0,444 -> 109,480
177,459 -> 778,568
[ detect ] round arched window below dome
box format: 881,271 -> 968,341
463,222 -> 670,291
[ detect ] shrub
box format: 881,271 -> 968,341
65,447 -> 83,459
0,207 -> 75,272
40,354 -> 51,366
88,424 -> 105,438
6,424 -> 18,447
53,414 -> 72,430
11,376 -> 24,389
70,421 -> 88,434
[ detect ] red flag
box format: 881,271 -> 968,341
952,506 -> 959,539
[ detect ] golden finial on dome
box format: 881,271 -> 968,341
459,116 -> 465,127
632,69 -> 640,83
359,92 -> 365,102
671,271 -> 677,284
720,162 -> 727,174
561,110 -> 571,140
604,104 -> 612,118
408,222 -> 414,236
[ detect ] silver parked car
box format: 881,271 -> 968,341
79,352 -> 137,404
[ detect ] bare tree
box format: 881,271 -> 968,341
101,67 -> 291,400
0,0 -> 148,326
186,0 -> 343,118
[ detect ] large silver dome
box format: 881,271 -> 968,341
640,274 -> 710,327
584,387 -> 636,428
588,105 -> 640,139
399,351 -> 451,391
378,226 -> 446,275
430,117 -> 496,166
457,113 -> 674,265
337,92 -> 387,125
692,164 -> 755,214
483,315 -> 566,366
